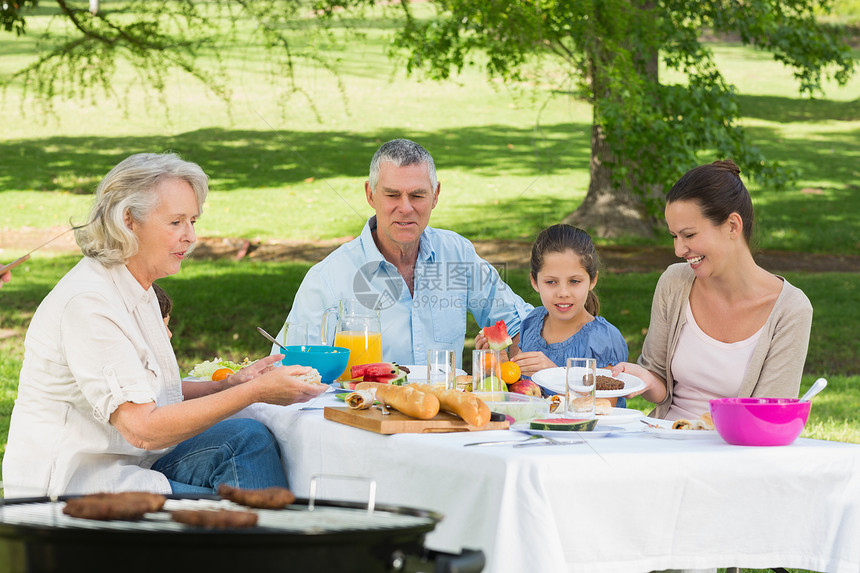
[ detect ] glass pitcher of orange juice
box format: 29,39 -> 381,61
322,299 -> 383,381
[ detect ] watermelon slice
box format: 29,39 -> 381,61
529,418 -> 597,431
483,320 -> 513,351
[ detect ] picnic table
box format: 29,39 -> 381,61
246,391 -> 860,573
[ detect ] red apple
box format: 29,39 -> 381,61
508,379 -> 541,397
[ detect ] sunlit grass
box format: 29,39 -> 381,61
1,9 -> 858,250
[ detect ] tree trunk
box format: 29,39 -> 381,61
563,121 -> 654,238
563,0 -> 659,238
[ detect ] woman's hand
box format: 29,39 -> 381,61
610,362 -> 667,403
226,354 -> 282,387
511,351 -> 556,377
114,364 -> 328,450
250,365 -> 328,406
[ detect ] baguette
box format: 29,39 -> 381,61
355,382 -> 440,419
412,384 -> 491,427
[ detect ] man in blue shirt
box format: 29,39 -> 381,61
273,139 -> 533,368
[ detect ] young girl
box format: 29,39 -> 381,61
153,282 -> 173,339
510,224 -> 628,405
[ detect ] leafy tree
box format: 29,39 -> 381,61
4,2 -> 855,237
350,0 -> 855,236
0,0 -> 340,117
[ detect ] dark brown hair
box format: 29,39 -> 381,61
666,159 -> 754,244
152,282 -> 172,319
530,224 -> 600,316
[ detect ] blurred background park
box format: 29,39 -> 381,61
1,0 -> 859,469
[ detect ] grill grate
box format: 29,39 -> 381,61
0,498 -> 435,535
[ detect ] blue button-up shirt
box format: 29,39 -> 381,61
273,217 -> 533,368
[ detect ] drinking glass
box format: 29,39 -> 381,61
427,349 -> 456,390
472,349 -> 502,392
279,322 -> 308,346
566,357 -> 596,418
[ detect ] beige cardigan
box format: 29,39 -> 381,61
638,263 -> 813,419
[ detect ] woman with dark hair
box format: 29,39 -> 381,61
613,159 -> 812,420
3,153 -> 326,497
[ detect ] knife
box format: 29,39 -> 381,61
514,439 -> 583,448
464,435 -> 544,447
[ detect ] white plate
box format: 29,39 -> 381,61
511,421 -> 625,439
640,417 -> 720,440
595,407 -> 644,426
531,367 -> 646,398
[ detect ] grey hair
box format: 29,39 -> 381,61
368,139 -> 437,193
75,152 -> 209,266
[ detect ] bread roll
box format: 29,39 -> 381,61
454,374 -> 473,392
355,382 -> 440,419
412,384 -> 491,427
595,398 -> 612,416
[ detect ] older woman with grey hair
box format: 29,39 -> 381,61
3,152 -> 326,497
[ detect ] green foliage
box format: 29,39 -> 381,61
385,0 -> 856,215
1,0 -> 39,35
0,0 -> 352,117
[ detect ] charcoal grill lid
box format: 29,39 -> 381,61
0,494 -> 442,539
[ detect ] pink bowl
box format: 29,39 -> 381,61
709,397 -> 810,446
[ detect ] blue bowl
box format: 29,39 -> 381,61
279,345 -> 350,383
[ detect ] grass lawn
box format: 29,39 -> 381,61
1,6 -> 859,251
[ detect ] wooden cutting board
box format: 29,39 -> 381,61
324,406 -> 509,434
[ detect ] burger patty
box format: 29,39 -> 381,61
63,492 -> 166,521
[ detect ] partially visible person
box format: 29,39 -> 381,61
477,224 -> 628,405
0,269 -> 10,288
275,139 -> 532,368
152,282 -> 173,339
612,159 -> 813,420
3,152 -> 326,498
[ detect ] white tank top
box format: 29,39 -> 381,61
667,302 -> 764,421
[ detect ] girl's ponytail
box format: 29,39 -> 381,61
585,290 -> 600,317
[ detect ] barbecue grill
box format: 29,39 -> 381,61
0,496 -> 484,573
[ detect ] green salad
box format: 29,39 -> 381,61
188,357 -> 249,380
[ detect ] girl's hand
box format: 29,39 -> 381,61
511,351 -> 556,377
474,331 -> 489,351
610,362 -> 667,403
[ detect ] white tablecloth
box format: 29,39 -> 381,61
245,392 -> 860,573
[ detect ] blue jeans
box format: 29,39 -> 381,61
151,418 -> 288,494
